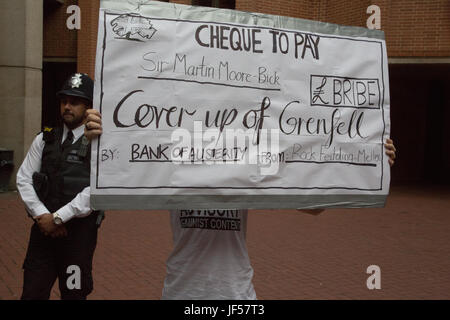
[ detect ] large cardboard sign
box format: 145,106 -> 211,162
91,0 -> 390,210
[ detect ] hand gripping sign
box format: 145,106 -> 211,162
90,0 -> 391,210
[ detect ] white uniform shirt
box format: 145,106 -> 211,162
162,209 -> 257,300
16,124 -> 92,222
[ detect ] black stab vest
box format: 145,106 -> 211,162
39,127 -> 91,213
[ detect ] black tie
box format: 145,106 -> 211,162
62,130 -> 74,149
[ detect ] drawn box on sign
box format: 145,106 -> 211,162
310,75 -> 380,109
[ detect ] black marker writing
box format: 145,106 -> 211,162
243,97 -> 271,144
113,90 -> 197,129
312,77 -> 329,104
195,24 -> 263,53
294,33 -> 320,60
204,108 -> 238,133
279,101 -> 366,147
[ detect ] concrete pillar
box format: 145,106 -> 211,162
0,0 -> 43,190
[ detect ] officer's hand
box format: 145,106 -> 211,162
50,225 -> 68,238
84,109 -> 102,141
36,213 -> 58,236
385,138 -> 396,167
296,209 -> 325,215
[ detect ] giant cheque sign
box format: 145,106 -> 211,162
90,0 -> 391,210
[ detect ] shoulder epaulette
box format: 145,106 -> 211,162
37,127 -> 52,136
42,127 -> 56,142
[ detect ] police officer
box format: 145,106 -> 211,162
16,73 -> 102,300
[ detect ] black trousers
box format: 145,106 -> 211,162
21,212 -> 99,300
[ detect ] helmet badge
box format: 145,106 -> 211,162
71,73 -> 83,88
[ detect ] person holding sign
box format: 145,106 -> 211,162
86,110 -> 258,299
85,109 -> 396,299
17,73 -> 103,300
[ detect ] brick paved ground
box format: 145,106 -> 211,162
0,185 -> 449,300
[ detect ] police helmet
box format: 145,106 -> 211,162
57,73 -> 94,103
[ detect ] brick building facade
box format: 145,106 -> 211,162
43,0 -> 450,77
